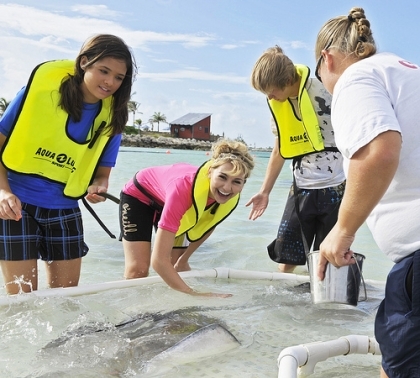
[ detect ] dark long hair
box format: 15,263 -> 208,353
59,34 -> 137,135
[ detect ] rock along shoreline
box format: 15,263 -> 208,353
122,134 -> 218,151
121,134 -> 272,152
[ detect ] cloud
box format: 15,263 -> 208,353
221,44 -> 240,50
152,59 -> 179,64
289,40 -> 310,50
188,88 -> 258,102
71,4 -> 122,19
0,4 -> 124,43
128,31 -> 215,49
0,3 -> 218,97
212,91 -> 259,100
220,41 -> 259,50
242,40 -> 259,45
0,4 -> 215,48
138,69 -> 247,84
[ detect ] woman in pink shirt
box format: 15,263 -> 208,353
119,139 -> 254,297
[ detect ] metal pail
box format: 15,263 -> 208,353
308,251 -> 367,306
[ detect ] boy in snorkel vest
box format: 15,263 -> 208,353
246,46 -> 345,273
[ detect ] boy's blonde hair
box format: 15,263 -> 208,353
251,46 -> 297,93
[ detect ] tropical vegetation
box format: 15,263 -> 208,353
148,112 -> 167,132
0,98 -> 10,116
127,92 -> 142,127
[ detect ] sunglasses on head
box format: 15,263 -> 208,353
315,39 -> 333,83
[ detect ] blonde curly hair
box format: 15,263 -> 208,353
209,139 -> 255,179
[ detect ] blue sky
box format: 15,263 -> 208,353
0,1 -> 419,147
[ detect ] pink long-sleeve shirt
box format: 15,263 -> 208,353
122,163 -> 214,233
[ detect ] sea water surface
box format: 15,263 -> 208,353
0,147 -> 394,377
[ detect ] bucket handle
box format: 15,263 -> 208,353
353,255 -> 367,302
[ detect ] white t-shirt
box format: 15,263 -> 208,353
332,52 -> 420,262
272,78 -> 345,189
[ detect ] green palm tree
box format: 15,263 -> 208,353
127,100 -> 140,126
134,119 -> 142,135
149,112 -> 167,132
127,92 -> 142,126
0,98 -> 10,116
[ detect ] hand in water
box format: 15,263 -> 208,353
189,290 -> 233,298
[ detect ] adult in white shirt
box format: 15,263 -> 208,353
315,7 -> 420,378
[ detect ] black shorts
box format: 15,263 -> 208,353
0,203 -> 88,261
119,192 -> 189,247
273,181 -> 345,265
119,192 -> 156,242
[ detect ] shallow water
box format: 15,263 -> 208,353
0,148 -> 394,377
0,278 -> 386,377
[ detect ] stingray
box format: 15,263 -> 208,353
41,307 -> 240,376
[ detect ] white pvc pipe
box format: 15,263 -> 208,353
215,267 -> 310,282
0,268 -> 310,306
277,334 -> 381,378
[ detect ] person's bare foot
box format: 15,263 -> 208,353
278,263 -> 296,273
174,262 -> 191,272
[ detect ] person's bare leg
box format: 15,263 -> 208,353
171,247 -> 191,272
380,366 -> 389,378
0,260 -> 38,294
278,263 -> 296,273
45,258 -> 82,288
123,239 -> 151,278
171,247 -> 187,267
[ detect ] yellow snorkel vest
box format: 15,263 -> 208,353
268,64 -> 324,159
1,60 -> 113,199
176,161 -> 240,242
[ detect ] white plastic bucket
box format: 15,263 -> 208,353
308,251 -> 367,306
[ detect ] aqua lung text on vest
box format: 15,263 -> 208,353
35,148 -> 77,172
290,132 -> 309,143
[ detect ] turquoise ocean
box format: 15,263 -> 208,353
0,147 -> 394,377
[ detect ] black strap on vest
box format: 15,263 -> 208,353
97,192 -> 120,204
82,197 -> 117,239
132,175 -> 164,213
82,175 -> 165,238
88,121 -> 107,149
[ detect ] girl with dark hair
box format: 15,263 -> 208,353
0,34 -> 137,294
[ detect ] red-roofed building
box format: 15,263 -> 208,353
169,113 -> 211,141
